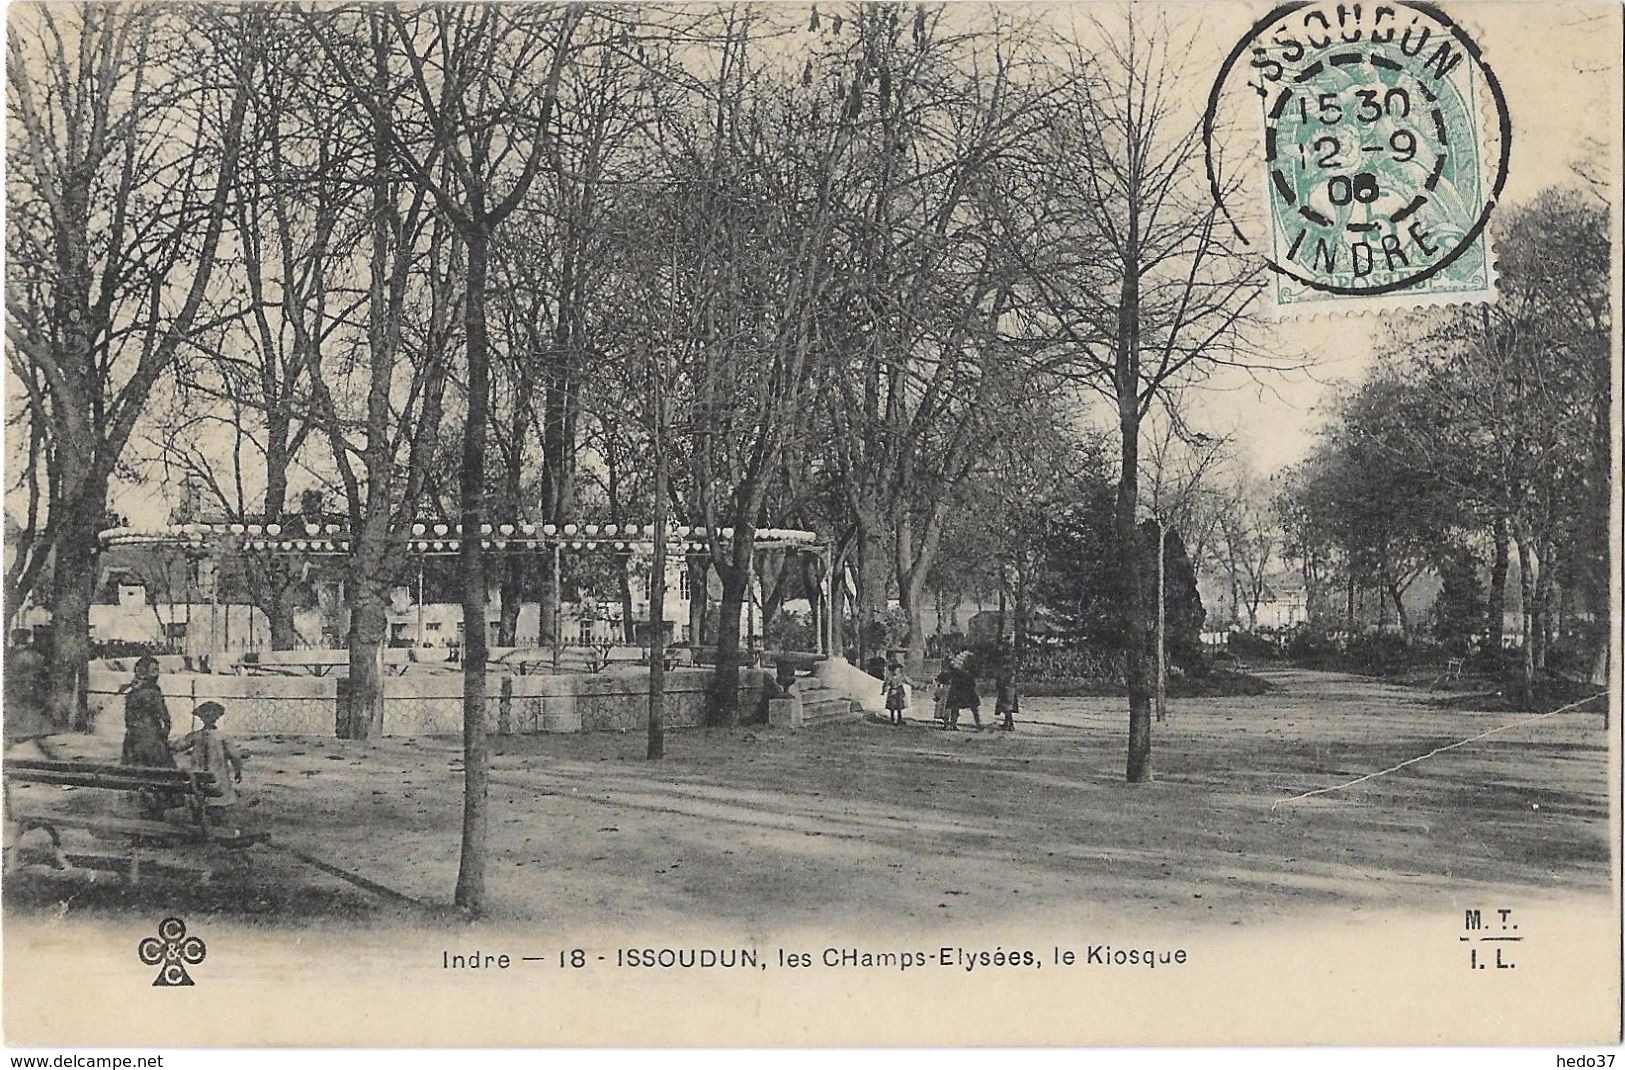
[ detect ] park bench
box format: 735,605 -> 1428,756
3,758 -> 267,884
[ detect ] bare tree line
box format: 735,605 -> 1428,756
9,2 -> 1327,908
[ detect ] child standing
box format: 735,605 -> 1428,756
881,661 -> 911,726
171,701 -> 245,827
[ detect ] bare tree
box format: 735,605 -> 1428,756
6,4 -> 251,727
646,6 -> 854,725
296,10 -> 462,742
1012,14 -> 1268,781
1140,411 -> 1224,719
818,5 -> 1058,675
140,13 -> 370,650
1342,191 -> 1611,707
313,2 -> 585,913
3,361 -> 55,630
1216,467 -> 1276,632
1273,458 -> 1338,629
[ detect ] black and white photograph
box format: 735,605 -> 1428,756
1,0 -> 1619,1050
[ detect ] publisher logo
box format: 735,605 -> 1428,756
138,917 -> 206,986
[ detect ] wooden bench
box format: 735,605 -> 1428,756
3,759 -> 267,883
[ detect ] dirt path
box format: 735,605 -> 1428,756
5,668 -> 1611,932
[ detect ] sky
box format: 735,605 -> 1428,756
3,0 -> 1620,528
1184,0 -> 1621,475
1048,0 -> 1619,478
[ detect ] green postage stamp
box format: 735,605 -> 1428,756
1207,1 -> 1510,309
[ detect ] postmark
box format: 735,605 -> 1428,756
1206,1 -> 1511,308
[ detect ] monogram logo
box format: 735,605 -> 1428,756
138,917 -> 207,986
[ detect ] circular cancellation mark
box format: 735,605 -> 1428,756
1204,1 -> 1511,300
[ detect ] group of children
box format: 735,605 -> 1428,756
880,652 -> 984,730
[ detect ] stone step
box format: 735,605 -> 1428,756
802,694 -> 861,726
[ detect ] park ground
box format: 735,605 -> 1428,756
2,668 -> 1614,931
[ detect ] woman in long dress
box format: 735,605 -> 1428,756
121,656 -> 177,768
121,656 -> 179,815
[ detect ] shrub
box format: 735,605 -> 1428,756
1018,645 -> 1125,683
1225,631 -> 1281,661
764,609 -> 816,653
1285,628 -> 1339,661
1014,667 -> 1271,698
1339,633 -> 1441,675
91,639 -> 170,660
1546,624 -> 1607,681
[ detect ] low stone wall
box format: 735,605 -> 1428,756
86,661 -> 767,738
88,669 -> 336,737
97,648 -> 456,675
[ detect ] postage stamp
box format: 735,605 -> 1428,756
1207,1 -> 1511,309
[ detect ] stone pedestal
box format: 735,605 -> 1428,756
767,694 -> 804,730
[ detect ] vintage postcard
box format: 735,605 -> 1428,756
2,0 -> 1620,1051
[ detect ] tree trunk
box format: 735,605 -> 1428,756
1514,532 -> 1537,711
853,511 -> 888,666
1388,578 -> 1410,638
1488,515 -> 1509,653
619,553 -> 636,644
5,379 -> 54,636
1119,418 -> 1151,780
497,555 -> 523,648
45,486 -> 102,732
537,549 -> 559,649
1007,561 -> 1028,731
647,375 -> 668,760
988,562 -> 1014,722
997,566 -> 1007,639
858,536 -> 884,663
1156,524 -> 1167,723
706,564 -> 750,726
269,580 -> 300,650
897,570 -> 929,679
342,451 -> 397,739
340,22 -> 405,740
894,495 -> 952,679
803,556 -> 824,655
1300,557 -> 1318,628
603,451 -> 636,646
647,575 -> 666,759
536,351 -> 569,657
1116,233 -> 1151,782
1532,539 -> 1554,672
686,557 -> 707,646
835,572 -> 852,659
759,553 -> 788,646
343,578 -> 388,739
454,227 -> 493,915
260,439 -> 300,650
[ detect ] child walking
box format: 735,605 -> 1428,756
881,660 -> 911,726
171,701 -> 245,827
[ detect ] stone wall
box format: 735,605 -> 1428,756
86,661 -> 767,738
